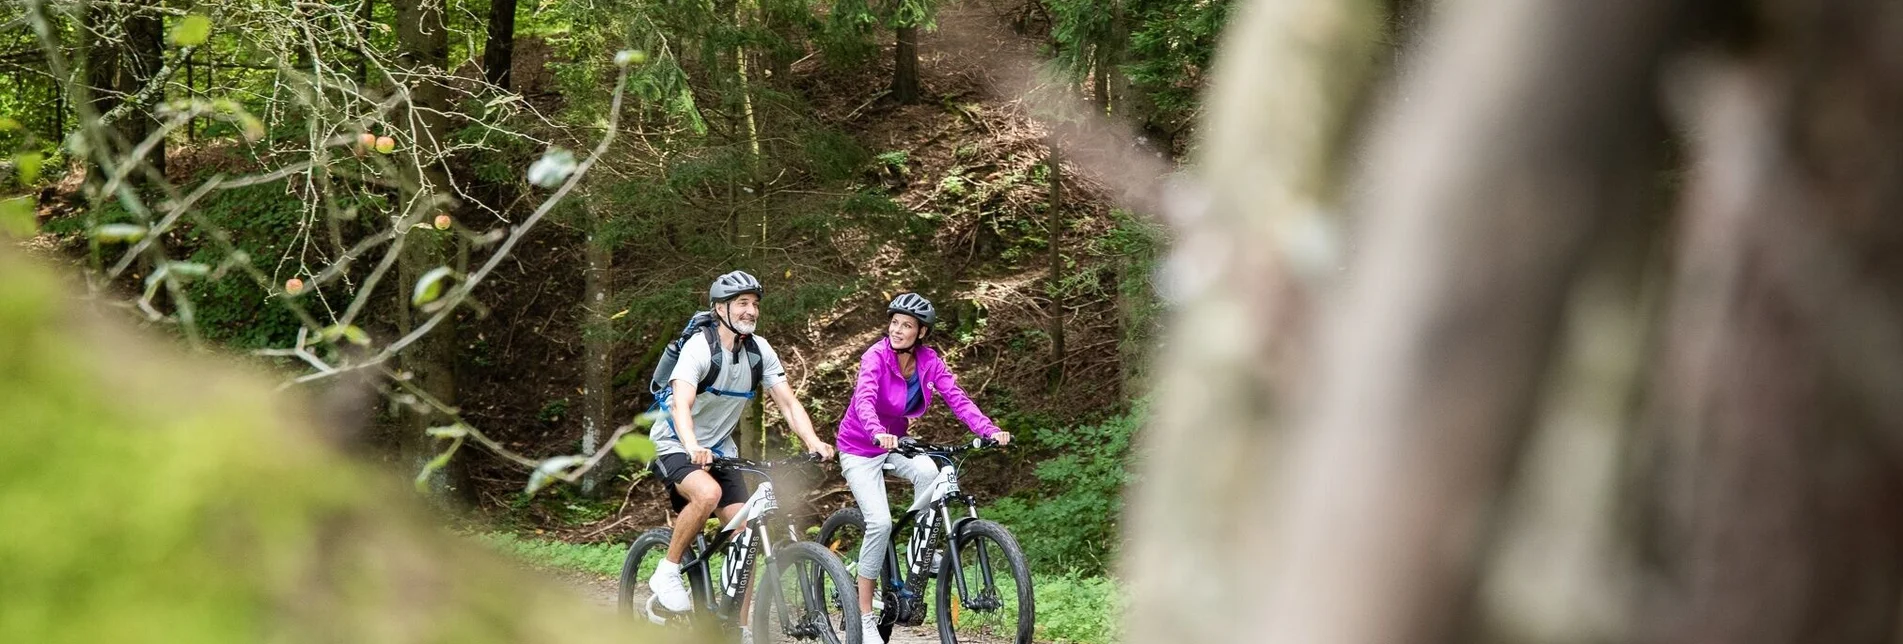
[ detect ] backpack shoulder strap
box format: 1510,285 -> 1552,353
695,324 -> 722,394
742,336 -> 764,392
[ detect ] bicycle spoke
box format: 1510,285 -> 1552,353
938,522 -> 1033,644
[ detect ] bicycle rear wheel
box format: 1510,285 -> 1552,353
935,520 -> 1034,644
753,540 -> 862,644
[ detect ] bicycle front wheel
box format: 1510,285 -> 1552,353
752,540 -> 862,644
618,528 -> 673,620
935,520 -> 1034,644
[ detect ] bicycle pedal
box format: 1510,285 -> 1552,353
644,596 -> 687,625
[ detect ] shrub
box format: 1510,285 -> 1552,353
988,404 -> 1142,575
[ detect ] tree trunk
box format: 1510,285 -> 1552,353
121,5 -> 163,180
53,79 -> 65,142
1644,7 -> 1903,641
1045,136 -> 1065,389
763,0 -> 794,83
893,25 -> 920,104
80,3 -> 119,189
1107,1 -> 1131,116
482,0 -> 517,89
735,0 -> 764,251
580,231 -> 614,496
392,0 -> 464,502
1124,0 -> 1680,642
357,0 -> 373,86
1091,50 -> 1109,112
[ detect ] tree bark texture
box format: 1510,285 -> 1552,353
580,232 -> 614,496
482,0 -> 517,89
1045,136 -> 1066,389
120,3 -> 164,179
392,0 -> 464,501
1126,0 -> 1903,643
893,25 -> 920,104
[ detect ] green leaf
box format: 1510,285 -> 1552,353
613,435 -> 657,464
237,114 -> 265,141
414,437 -> 461,493
0,196 -> 33,237
0,117 -> 19,131
169,15 -> 213,47
411,266 -> 454,307
525,456 -> 587,496
319,324 -> 371,346
166,261 -> 210,278
426,424 -> 469,439
15,152 -> 43,185
91,224 -> 147,243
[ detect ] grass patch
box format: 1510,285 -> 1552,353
1033,573 -> 1123,644
474,532 -> 626,578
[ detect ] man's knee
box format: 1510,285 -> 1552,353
677,471 -> 722,509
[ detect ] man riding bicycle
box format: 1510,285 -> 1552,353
646,270 -> 836,614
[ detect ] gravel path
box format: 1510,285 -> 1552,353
549,568 -> 942,644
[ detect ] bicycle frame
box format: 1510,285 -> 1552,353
874,447 -> 996,614
675,460 -> 812,621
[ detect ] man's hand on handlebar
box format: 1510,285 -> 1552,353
806,440 -> 837,461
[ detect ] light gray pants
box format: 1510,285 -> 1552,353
840,452 -> 940,582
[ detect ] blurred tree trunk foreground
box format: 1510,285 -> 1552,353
1127,1 -> 1903,643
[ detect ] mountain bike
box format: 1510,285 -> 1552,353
619,452 -> 862,644
815,437 -> 1034,644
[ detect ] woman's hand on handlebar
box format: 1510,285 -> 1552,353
874,433 -> 900,450
991,431 -> 1012,446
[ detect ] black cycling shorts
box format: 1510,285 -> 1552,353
650,452 -> 749,513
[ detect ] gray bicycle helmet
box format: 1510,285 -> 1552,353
709,270 -> 764,304
887,293 -> 936,327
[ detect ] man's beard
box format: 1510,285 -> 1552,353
731,317 -> 758,334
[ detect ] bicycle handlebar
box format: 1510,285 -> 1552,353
708,451 -> 825,472
891,436 -> 1002,458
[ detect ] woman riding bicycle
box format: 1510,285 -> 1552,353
835,293 -> 1011,644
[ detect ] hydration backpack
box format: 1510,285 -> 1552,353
648,311 -> 763,397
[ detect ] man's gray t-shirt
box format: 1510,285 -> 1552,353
651,332 -> 787,458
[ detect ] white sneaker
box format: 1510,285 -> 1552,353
860,612 -> 884,644
647,559 -> 692,612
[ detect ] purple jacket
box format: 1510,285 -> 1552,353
835,339 -> 1000,458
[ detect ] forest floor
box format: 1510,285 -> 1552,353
545,566 -> 947,644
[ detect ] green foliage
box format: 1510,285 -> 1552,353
987,404 -> 1143,575
820,0 -> 882,65
1123,0 -> 1233,129
801,128 -> 871,182
1045,0 -> 1234,133
0,254 -> 645,644
875,149 -> 910,168
1035,573 -> 1126,644
473,532 -> 627,578
537,398 -> 571,423
1047,0 -> 1118,81
158,181 -> 313,351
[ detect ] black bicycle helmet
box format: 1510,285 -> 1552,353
709,270 -> 764,304
887,293 -> 936,327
